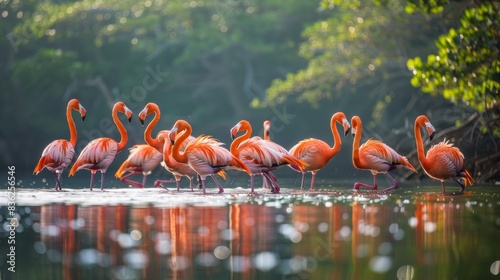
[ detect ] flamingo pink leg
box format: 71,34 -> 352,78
249,175 -> 256,195
354,173 -> 399,192
100,172 -> 106,191
354,173 -> 378,191
120,171 -> 147,188
381,173 -> 399,191
263,172 -> 280,194
89,171 -> 97,191
210,174 -> 224,194
52,171 -> 62,191
154,179 -> 176,191
310,172 -> 317,190
300,172 -> 306,190
261,171 -> 277,189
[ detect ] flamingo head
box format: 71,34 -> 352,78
424,121 -> 436,141
168,120 -> 191,145
69,99 -> 87,121
168,127 -> 178,145
342,118 -> 351,136
263,120 -> 271,139
138,102 -> 159,126
332,112 -> 351,136
416,115 -> 436,141
115,101 -> 133,123
350,116 -> 361,138
230,120 -> 251,140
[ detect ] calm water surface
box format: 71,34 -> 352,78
1,183 -> 500,280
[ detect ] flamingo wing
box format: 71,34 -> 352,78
359,139 -> 416,172
186,135 -> 249,175
70,138 -> 118,175
289,138 -> 331,171
34,140 -> 75,174
426,140 -> 466,179
115,144 -> 162,177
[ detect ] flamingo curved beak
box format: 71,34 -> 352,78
230,128 -> 238,140
342,119 -> 351,136
82,115 -> 86,121
138,108 -> 148,126
168,127 -> 178,145
344,127 -> 351,136
429,131 -> 435,141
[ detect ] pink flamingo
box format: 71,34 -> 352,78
230,120 -> 307,194
289,112 -> 351,190
114,144 -> 162,188
414,115 -> 474,193
351,115 -> 417,191
138,103 -> 200,191
69,102 -> 132,191
34,99 -> 86,190
168,120 -> 250,194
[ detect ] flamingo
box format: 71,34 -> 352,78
138,103 -> 201,191
34,99 -> 86,190
114,144 -> 163,188
69,101 -> 132,191
414,115 -> 474,193
289,112 -> 351,190
351,116 -> 417,191
168,120 -> 251,194
230,120 -> 307,194
263,120 -> 271,140
262,120 -> 277,188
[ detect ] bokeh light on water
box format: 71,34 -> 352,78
0,185 -> 500,279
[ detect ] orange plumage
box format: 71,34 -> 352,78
230,120 -> 307,194
414,115 -> 474,193
169,120 -> 250,194
114,144 -> 163,188
69,102 -> 132,191
351,116 -> 417,191
289,112 -> 351,190
34,99 -> 86,190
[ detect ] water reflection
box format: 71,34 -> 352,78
2,192 -> 500,280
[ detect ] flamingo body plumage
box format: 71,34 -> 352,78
138,103 -> 200,191
289,112 -> 351,190
69,102 -> 132,191
231,120 -> 307,194
169,120 -> 250,194
34,99 -> 86,190
351,116 -> 417,191
414,115 -> 474,193
115,144 -> 163,188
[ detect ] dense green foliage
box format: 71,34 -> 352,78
408,3 -> 499,113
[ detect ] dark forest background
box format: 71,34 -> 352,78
1,0 -> 498,185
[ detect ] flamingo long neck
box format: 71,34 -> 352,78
145,109 -> 161,152
67,104 -> 78,148
328,117 -> 342,158
171,127 -> 191,163
352,119 -> 362,167
414,120 -> 428,167
230,126 -> 252,156
114,108 -> 128,153
162,139 -> 175,166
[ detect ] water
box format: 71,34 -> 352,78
1,182 -> 500,280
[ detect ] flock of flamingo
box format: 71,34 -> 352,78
34,99 -> 474,195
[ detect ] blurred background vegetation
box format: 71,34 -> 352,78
1,0 -> 498,184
